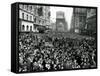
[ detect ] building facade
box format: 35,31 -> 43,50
70,8 -> 87,33
56,11 -> 68,32
85,8 -> 96,36
19,4 -> 50,32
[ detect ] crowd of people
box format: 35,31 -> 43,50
18,33 -> 97,72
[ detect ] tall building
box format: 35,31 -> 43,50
49,22 -> 56,31
85,8 -> 96,36
19,4 -> 50,32
56,11 -> 68,32
19,4 -> 35,32
70,8 -> 87,33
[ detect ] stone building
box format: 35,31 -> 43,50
19,4 -> 35,32
56,11 -> 68,32
19,4 -> 50,32
85,8 -> 96,36
70,8 -> 87,33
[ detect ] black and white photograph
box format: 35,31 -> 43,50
11,2 -> 97,73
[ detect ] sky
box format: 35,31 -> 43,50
50,6 -> 73,30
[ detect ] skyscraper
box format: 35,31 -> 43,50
56,11 -> 68,32
70,8 -> 87,33
85,8 -> 96,36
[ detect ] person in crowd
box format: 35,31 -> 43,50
19,33 -> 96,72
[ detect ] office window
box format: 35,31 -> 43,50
48,12 -> 50,17
22,25 -> 25,31
22,13 -> 24,19
85,24 -> 88,29
27,14 -> 28,20
39,20 -> 41,24
24,5 -> 27,9
30,26 -> 32,31
30,16 -> 32,21
26,25 -> 29,31
79,16 -> 82,22
26,5 -> 28,10
34,18 -> 36,23
22,4 -> 24,9
38,7 -> 43,16
30,6 -> 32,10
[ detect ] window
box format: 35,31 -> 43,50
87,9 -> 91,13
27,14 -> 28,20
25,5 -> 27,9
79,16 -> 82,22
39,20 -> 41,24
22,25 -> 25,31
26,5 -> 28,10
26,25 -> 29,31
30,16 -> 32,21
30,6 -> 32,10
38,7 -> 43,16
22,4 -> 24,9
34,18 -> 36,23
30,26 -> 32,31
48,12 -> 50,17
20,4 -> 23,9
85,24 -> 88,29
22,13 -> 24,19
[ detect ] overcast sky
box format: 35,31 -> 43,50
50,6 -> 73,30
